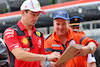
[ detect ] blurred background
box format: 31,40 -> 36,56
0,0 -> 100,37
0,0 -> 100,67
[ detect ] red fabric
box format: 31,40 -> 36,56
4,20 -> 45,67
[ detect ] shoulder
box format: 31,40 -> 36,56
73,29 -> 85,35
73,29 -> 81,33
80,31 -> 85,34
4,27 -> 18,40
4,24 -> 24,37
34,30 -> 43,38
10,24 -> 18,29
4,24 -> 18,33
4,27 -> 15,35
45,34 -> 52,40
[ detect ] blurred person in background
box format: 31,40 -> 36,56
0,38 -> 9,67
94,42 -> 100,67
70,16 -> 96,67
44,10 -> 98,67
4,0 -> 60,67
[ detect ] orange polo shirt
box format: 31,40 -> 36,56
44,28 -> 98,67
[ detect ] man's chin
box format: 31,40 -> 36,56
58,33 -> 65,36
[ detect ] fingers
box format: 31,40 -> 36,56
50,61 -> 56,67
49,52 -> 61,60
74,47 -> 89,57
81,46 -> 91,56
53,52 -> 61,58
54,51 -> 60,55
74,49 -> 85,57
76,51 -> 85,56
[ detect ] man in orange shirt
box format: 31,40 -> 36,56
44,10 -> 98,67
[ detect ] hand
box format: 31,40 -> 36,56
50,61 -> 56,67
81,46 -> 91,56
40,60 -> 45,67
74,46 -> 90,56
50,61 -> 66,67
48,52 -> 60,61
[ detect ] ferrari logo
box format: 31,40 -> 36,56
38,3 -> 40,7
36,31 -> 41,37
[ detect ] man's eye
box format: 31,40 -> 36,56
57,23 -> 60,25
31,14 -> 35,16
62,23 -> 65,25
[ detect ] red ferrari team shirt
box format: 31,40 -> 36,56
4,20 -> 45,67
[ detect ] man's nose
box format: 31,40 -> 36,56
59,25 -> 63,28
34,16 -> 38,20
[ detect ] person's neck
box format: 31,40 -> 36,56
21,19 -> 33,36
58,35 -> 67,45
21,19 -> 33,30
24,24 -> 33,30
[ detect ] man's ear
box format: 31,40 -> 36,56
21,10 -> 25,15
53,22 -> 54,26
53,20 -> 55,26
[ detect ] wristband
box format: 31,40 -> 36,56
46,55 -> 49,61
87,45 -> 93,52
43,61 -> 50,67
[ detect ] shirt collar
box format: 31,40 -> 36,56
17,20 -> 36,31
67,27 -> 74,41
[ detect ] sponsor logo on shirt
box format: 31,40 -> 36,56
52,44 -> 61,47
69,40 -> 76,45
22,37 -> 28,45
22,48 -> 30,51
10,43 -> 19,48
36,31 -> 41,37
38,39 -> 42,48
5,29 -> 14,39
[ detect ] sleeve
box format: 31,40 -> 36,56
45,39 -> 59,62
87,53 -> 96,63
81,37 -> 98,47
76,32 -> 98,47
4,28 -> 22,52
44,39 -> 53,54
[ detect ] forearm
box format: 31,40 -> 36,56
11,47 -> 60,62
12,48 -> 46,62
87,62 -> 97,67
19,51 -> 46,61
76,42 -> 97,56
87,42 -> 96,53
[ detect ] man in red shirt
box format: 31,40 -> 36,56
44,10 -> 98,67
4,0 -> 60,67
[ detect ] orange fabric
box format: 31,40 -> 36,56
44,28 -> 98,67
